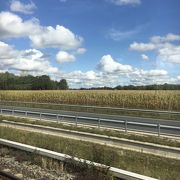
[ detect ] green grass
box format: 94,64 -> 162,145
0,115 -> 180,148
0,126 -> 180,180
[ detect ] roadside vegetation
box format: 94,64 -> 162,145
0,126 -> 180,180
0,115 -> 179,148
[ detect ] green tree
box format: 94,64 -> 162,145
59,79 -> 69,90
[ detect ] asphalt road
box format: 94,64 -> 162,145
0,105 -> 180,137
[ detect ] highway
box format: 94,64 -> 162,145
0,105 -> 180,137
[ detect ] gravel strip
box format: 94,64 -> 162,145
0,147 -> 74,180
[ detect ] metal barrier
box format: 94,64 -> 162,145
0,138 -> 158,180
0,107 -> 180,137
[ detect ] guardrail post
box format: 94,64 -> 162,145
0,108 -> 2,114
25,111 -> 27,116
56,114 -> 59,123
12,108 -> 14,116
158,123 -> 160,137
75,116 -> 78,126
40,112 -> 42,120
98,118 -> 101,128
125,120 -> 127,133
61,116 -> 64,122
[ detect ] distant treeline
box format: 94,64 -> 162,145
81,84 -> 180,90
0,72 -> 68,90
0,72 -> 179,90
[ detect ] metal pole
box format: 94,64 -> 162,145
56,114 -> 59,123
98,118 -> 100,128
25,111 -> 27,116
40,112 -> 42,120
75,116 -> 78,126
125,120 -> 127,133
158,123 -> 160,137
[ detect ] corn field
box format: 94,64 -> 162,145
0,90 -> 179,111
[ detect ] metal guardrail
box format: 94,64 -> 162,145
0,100 -> 179,114
0,138 -> 158,180
2,120 -> 180,160
0,107 -> 180,137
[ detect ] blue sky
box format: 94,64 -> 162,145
0,0 -> 180,88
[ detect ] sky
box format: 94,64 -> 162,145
0,0 -> 180,88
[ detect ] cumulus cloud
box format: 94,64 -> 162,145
108,0 -> 141,6
158,44 -> 180,63
129,33 -> 180,64
10,0 -> 37,14
129,69 -> 169,86
0,41 -> 58,75
30,25 -> 83,49
56,51 -> 75,63
0,43 -> 175,87
0,11 -> 41,38
97,55 -> 133,73
130,42 -> 156,51
0,41 -> 18,59
151,33 -> 180,43
0,12 -> 84,51
60,67 -> 170,88
177,76 -> 180,81
143,69 -> 168,76
141,54 -> 149,61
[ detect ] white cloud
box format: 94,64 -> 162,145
144,69 -> 168,76
30,25 -> 83,49
177,76 -> 180,82
141,54 -> 149,61
158,44 -> 180,63
0,41 -> 18,59
76,48 -> 87,54
151,33 -> 180,43
85,71 -> 97,80
60,67 -> 170,88
1,43 -> 176,87
108,28 -> 141,41
130,69 -> 169,85
129,33 -> 180,64
0,41 -> 58,75
10,0 -> 36,14
56,51 -> 75,63
108,0 -> 141,6
130,42 -> 156,51
0,11 -> 41,38
97,55 -> 133,73
0,12 -> 84,51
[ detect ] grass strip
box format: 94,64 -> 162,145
0,115 -> 179,148
0,126 -> 180,180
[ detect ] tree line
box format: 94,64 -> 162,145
0,72 -> 68,90
80,84 -> 180,90
0,72 -> 179,90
